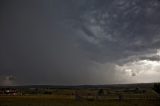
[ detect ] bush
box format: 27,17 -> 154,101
98,89 -> 104,96
153,83 -> 160,94
44,91 -> 52,95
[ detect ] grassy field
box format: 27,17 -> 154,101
0,84 -> 160,106
0,95 -> 160,106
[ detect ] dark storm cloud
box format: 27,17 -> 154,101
75,0 -> 160,63
1,0 -> 160,85
0,0 -> 94,85
139,55 -> 160,61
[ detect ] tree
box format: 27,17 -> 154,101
98,89 -> 104,96
153,83 -> 160,94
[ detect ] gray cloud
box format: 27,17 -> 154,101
74,0 -> 160,63
1,0 -> 160,85
139,55 -> 160,61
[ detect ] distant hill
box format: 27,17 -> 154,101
0,83 -> 155,89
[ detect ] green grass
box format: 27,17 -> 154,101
0,96 -> 160,106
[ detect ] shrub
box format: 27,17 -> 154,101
153,83 -> 160,94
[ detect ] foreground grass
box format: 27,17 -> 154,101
0,96 -> 160,106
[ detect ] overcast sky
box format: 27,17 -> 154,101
1,0 -> 160,86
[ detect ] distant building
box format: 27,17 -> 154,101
0,88 -> 18,96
